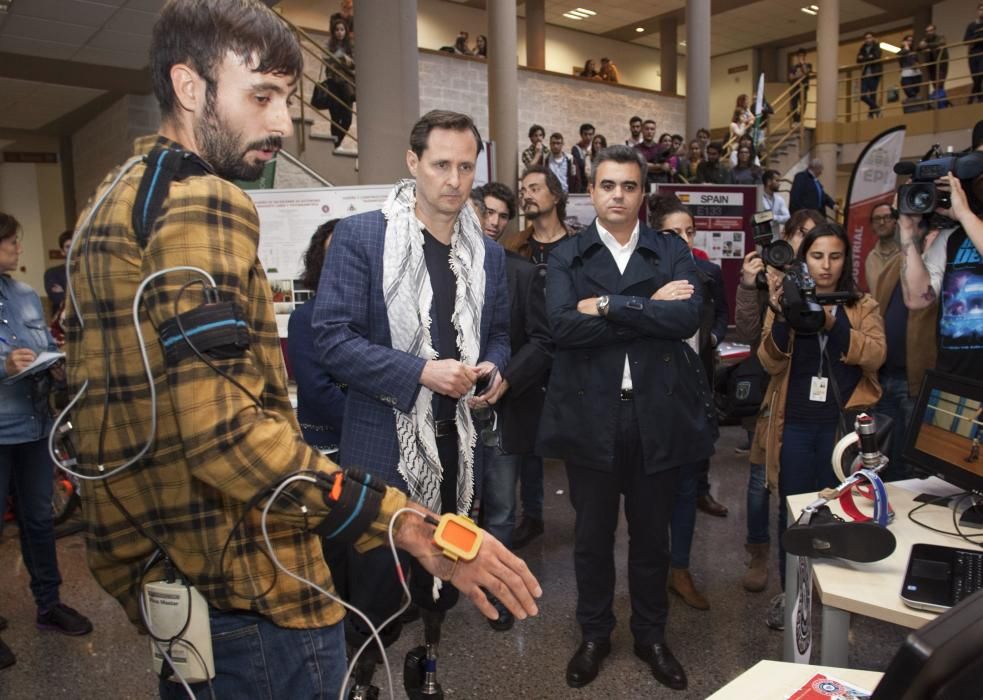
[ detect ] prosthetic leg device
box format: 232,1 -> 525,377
783,414 -> 897,563
403,609 -> 446,699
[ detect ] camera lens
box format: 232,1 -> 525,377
762,240 -> 795,268
901,183 -> 936,214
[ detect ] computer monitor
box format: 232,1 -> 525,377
871,587 -> 983,699
902,370 -> 983,498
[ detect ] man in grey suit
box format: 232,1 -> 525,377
313,110 -> 515,697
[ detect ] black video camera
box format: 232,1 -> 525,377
751,209 -> 854,334
894,150 -> 983,216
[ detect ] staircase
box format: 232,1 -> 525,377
274,10 -> 360,187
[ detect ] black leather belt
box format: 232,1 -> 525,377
435,419 -> 456,438
620,389 -> 634,401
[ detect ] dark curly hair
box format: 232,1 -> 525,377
301,219 -> 340,292
647,192 -> 692,231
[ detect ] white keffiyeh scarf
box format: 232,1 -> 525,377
382,179 -> 485,515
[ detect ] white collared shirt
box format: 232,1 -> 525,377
596,219 -> 640,390
762,191 -> 790,240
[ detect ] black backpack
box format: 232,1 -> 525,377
716,353 -> 768,419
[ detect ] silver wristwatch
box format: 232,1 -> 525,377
596,295 -> 610,316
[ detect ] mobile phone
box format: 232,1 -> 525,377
475,368 -> 498,397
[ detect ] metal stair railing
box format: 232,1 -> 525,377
274,10 -> 358,152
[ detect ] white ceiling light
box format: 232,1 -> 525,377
635,27 -> 645,33
801,7 -> 817,15
810,4 -> 819,9
879,42 -> 901,54
576,7 -> 596,15
568,9 -> 590,18
562,12 -> 584,20
679,40 -> 687,47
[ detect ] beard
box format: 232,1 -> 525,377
523,201 -> 554,221
195,96 -> 281,182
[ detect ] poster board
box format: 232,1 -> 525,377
655,184 -> 761,324
246,185 -> 391,335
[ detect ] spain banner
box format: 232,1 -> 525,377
844,126 -> 906,292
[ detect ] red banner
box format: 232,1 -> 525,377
844,126 -> 906,292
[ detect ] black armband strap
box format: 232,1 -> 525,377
313,468 -> 387,544
158,301 -> 251,365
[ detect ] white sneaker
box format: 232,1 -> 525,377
766,592 -> 785,631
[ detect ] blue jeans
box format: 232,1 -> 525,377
482,449 -> 542,548
860,75 -> 880,111
0,439 -> 63,609
159,609 -> 347,699
777,421 -> 839,588
876,368 -> 916,481
746,460 -> 771,546
670,461 -> 702,568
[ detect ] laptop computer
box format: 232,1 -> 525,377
901,543 -> 983,613
899,371 -> 983,613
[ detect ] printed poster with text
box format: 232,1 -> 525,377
656,184 -> 760,324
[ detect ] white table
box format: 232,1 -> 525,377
783,478 -> 968,666
708,660 -> 883,699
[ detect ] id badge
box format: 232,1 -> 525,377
809,376 -> 829,402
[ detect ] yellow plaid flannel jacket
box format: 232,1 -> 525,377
65,136 -> 406,629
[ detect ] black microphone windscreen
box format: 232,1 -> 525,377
893,161 -> 917,176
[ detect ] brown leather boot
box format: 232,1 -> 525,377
668,568 -> 709,610
742,542 -> 770,592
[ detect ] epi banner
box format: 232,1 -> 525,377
844,126 -> 906,292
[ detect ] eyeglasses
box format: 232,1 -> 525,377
871,215 -> 895,224
472,407 -> 500,448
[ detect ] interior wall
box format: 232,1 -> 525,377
281,0 -> 687,94
709,49 -> 757,130
930,0 -> 975,92
0,162 -> 65,295
72,94 -> 160,213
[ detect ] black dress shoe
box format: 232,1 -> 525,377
511,516 -> 544,550
565,639 -> 611,688
634,642 -> 687,690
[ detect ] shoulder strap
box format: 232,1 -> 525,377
131,148 -> 211,249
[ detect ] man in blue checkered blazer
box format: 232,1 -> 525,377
311,112 -> 512,665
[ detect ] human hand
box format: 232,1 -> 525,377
399,509 -> 542,622
577,297 -> 600,316
481,377 -> 510,406
935,173 -> 971,223
741,251 -> 764,287
4,348 -> 37,375
767,269 -> 784,307
420,359 -> 479,399
652,280 -> 694,301
467,361 -> 502,409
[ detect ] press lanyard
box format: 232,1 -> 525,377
815,306 -> 837,379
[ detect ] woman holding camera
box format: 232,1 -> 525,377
735,209 -> 823,595
752,222 -> 885,631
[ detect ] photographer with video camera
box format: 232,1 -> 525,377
734,209 -> 823,594
897,120 -> 983,383
752,222 -> 885,631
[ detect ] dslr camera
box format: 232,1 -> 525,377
751,210 -> 854,334
894,150 -> 983,217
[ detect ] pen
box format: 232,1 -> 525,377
0,336 -> 10,347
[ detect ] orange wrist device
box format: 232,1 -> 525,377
432,513 -> 483,561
